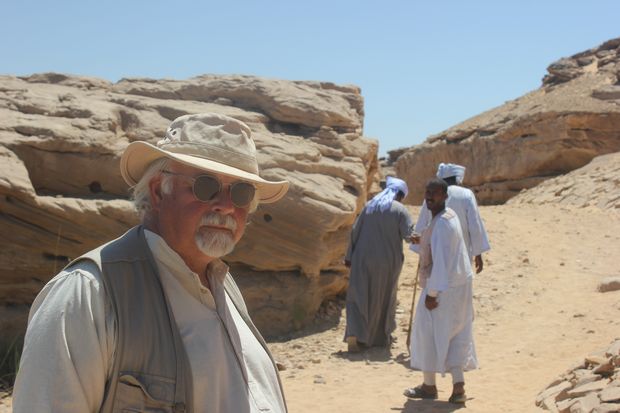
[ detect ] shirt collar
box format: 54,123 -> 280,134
143,229 -> 229,285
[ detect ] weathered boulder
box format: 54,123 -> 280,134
392,37 -> 620,205
0,73 -> 379,338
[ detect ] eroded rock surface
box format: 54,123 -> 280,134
508,152 -> 620,211
0,73 -> 378,337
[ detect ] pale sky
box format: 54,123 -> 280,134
2,1 -> 619,156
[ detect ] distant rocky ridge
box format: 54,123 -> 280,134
536,339 -> 620,413
0,73 -> 379,339
391,37 -> 620,205
508,152 -> 620,211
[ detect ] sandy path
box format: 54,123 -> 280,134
2,204 -> 618,413
269,204 -> 620,413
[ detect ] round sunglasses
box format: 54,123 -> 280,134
162,171 -> 256,208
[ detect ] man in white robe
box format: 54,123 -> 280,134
412,163 -> 490,273
405,178 -> 477,404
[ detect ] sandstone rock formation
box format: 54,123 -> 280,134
536,339 -> 620,412
0,73 -> 378,339
392,37 -> 620,205
508,152 -> 620,211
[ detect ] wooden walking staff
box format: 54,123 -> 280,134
406,260 -> 421,353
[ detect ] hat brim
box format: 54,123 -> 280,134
120,141 -> 289,203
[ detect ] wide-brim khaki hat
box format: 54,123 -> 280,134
120,113 -> 289,203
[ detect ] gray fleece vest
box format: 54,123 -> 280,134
69,226 -> 285,413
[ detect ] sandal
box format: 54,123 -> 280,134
448,393 -> 467,404
403,385 -> 438,399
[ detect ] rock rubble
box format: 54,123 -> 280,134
536,339 -> 620,412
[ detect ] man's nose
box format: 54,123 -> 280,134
210,187 -> 235,213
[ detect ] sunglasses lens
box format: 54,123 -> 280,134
193,176 -> 221,201
230,182 -> 256,207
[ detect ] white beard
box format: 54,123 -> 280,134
195,213 -> 238,257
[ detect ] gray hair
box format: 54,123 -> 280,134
131,158 -> 171,220
131,157 -> 259,218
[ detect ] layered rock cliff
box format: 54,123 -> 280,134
0,73 -> 378,338
392,37 -> 620,205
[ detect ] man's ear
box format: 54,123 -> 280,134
148,175 -> 164,210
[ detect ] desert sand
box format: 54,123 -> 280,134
268,203 -> 620,413
1,203 -> 618,412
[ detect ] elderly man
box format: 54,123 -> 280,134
412,163 -> 490,273
13,113 -> 289,413
344,176 -> 414,352
405,179 -> 477,404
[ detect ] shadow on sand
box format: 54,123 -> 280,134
267,296 -> 346,343
330,344 -> 393,363
391,398 -> 468,412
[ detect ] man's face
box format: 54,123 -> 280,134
150,162 -> 250,265
425,183 -> 448,213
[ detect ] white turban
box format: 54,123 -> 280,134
436,163 -> 466,184
365,176 -> 408,214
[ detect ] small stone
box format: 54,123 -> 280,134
598,277 -> 620,293
593,361 -> 615,376
606,340 -> 620,357
570,392 -> 602,413
600,386 -> 620,403
573,371 -> 600,387
544,396 -> 562,412
313,375 -> 326,384
587,356 -> 611,366
594,403 -> 620,413
536,380 -> 572,405
311,359 -> 321,364
556,398 -> 577,412
568,380 -> 609,398
523,258 -> 530,264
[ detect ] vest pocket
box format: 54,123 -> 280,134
115,372 -> 175,413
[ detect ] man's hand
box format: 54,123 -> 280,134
474,255 -> 483,274
410,234 -> 421,244
344,259 -> 351,268
425,295 -> 438,311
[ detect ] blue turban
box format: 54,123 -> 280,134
365,176 -> 408,214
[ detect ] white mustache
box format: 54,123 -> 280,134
199,213 -> 237,231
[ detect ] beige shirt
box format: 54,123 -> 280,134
13,230 -> 285,413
